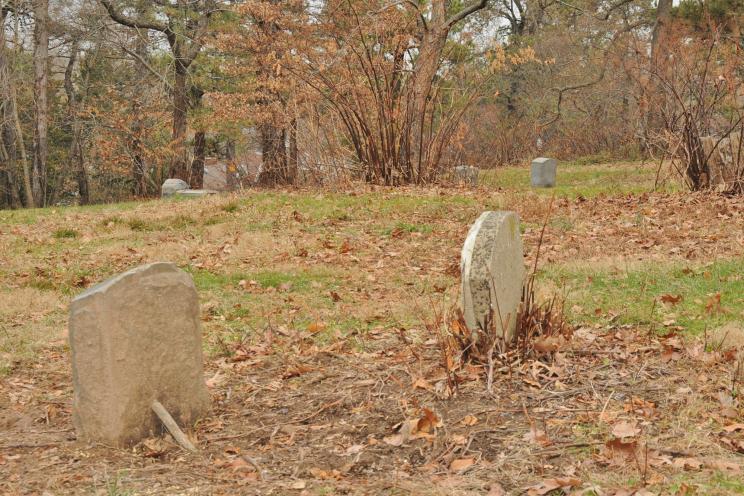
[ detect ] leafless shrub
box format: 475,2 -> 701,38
645,28 -> 744,194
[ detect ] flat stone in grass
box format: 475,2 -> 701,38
161,178 -> 190,197
175,189 -> 218,197
531,157 -> 557,188
69,262 -> 209,447
461,211 -> 525,341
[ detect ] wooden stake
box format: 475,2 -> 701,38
151,400 -> 197,452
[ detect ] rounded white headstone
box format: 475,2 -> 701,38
161,178 -> 190,197
461,211 -> 525,341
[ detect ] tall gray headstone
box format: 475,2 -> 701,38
69,262 -> 210,447
161,178 -> 190,197
531,157 -> 557,188
461,212 -> 525,341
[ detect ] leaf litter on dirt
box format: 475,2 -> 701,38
1,188 -> 744,493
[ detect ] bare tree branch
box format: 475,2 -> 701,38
98,0 -> 170,33
445,0 -> 489,29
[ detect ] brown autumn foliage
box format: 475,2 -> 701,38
1,1 -> 744,207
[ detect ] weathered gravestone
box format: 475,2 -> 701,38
700,133 -> 744,193
461,211 -> 525,341
531,157 -> 557,188
161,178 -> 190,197
454,165 -> 480,187
69,262 -> 210,447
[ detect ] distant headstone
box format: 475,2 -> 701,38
700,133 -> 743,192
175,189 -> 218,197
161,178 -> 190,197
461,211 -> 525,341
203,159 -> 231,191
69,262 -> 210,447
531,157 -> 557,188
454,165 -> 479,187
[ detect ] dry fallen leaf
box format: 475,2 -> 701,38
461,414 -> 479,426
343,444 -> 365,456
612,421 -> 640,438
672,457 -> 703,471
705,459 -> 741,473
449,457 -> 475,472
383,419 -> 417,446
523,426 -> 552,447
308,467 -> 343,480
527,477 -> 581,495
660,293 -> 683,305
450,434 -> 467,445
723,423 -> 744,433
412,377 -> 433,391
416,408 -> 440,434
534,336 -> 562,353
487,483 -> 507,496
604,439 -> 639,464
307,321 -> 327,333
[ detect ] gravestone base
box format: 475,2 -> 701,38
175,189 -> 218,197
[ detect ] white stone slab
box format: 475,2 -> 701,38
461,211 -> 525,341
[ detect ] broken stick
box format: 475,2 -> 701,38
151,400 -> 197,452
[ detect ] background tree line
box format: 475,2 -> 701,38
0,0 -> 742,208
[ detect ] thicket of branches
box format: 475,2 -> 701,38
1,0 -> 743,208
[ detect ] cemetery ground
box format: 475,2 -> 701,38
1,161 -> 744,495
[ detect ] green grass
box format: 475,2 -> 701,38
663,471 -> 744,495
0,200 -> 145,225
542,258 -> 744,334
190,268 -> 335,292
382,221 -> 433,235
53,228 -> 79,239
480,161 -> 681,198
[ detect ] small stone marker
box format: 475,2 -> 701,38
161,178 -> 190,197
69,262 -> 210,447
175,189 -> 218,197
531,157 -> 557,188
454,165 -> 479,187
460,211 -> 525,340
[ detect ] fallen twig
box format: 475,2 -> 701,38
151,400 -> 198,452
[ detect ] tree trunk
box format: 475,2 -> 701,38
191,130 -> 206,188
0,135 -> 21,209
64,44 -> 90,205
289,117 -> 298,177
257,124 -> 289,186
171,63 -> 190,182
411,26 -> 448,182
10,84 -> 33,208
130,24 -> 149,197
650,0 -> 673,69
645,0 -> 673,136
32,0 -> 49,206
410,0 -> 452,182
0,13 -> 21,209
